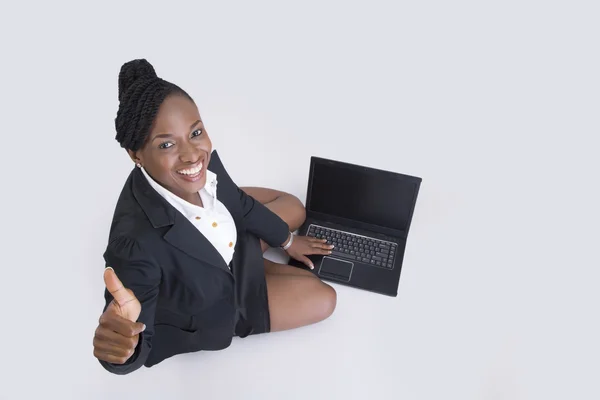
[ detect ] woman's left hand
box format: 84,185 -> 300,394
285,236 -> 334,270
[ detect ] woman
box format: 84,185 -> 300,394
93,59 -> 337,375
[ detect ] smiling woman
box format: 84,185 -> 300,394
128,96 -> 212,206
93,59 -> 337,375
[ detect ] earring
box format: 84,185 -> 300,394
136,162 -> 142,168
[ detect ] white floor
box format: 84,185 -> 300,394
2,2 -> 599,399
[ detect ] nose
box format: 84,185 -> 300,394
178,141 -> 202,164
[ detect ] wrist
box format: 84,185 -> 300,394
281,232 -> 293,250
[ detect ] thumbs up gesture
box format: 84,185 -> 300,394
93,267 -> 146,365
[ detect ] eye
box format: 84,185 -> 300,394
159,142 -> 174,149
191,129 -> 203,138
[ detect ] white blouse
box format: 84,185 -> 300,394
140,166 -> 238,267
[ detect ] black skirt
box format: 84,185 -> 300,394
230,230 -> 271,337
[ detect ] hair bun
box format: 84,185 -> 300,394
118,59 -> 158,101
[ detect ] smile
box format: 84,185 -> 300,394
177,162 -> 203,177
175,161 -> 205,183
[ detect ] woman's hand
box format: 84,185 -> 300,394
285,235 -> 334,270
93,268 -> 146,365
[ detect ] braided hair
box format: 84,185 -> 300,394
115,59 -> 194,151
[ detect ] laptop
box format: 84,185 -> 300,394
289,156 -> 422,296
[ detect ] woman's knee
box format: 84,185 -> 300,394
285,195 -> 306,231
315,282 -> 337,321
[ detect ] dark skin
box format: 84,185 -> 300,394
93,94 -> 337,365
128,95 -> 212,207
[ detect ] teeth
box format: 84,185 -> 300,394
177,162 -> 203,175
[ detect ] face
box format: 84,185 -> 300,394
128,94 -> 212,203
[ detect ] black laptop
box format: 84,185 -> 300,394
289,156 -> 422,296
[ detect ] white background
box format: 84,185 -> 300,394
1,1 -> 598,399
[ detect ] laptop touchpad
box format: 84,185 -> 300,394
318,257 -> 353,282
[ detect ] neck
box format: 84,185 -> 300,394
181,191 -> 204,208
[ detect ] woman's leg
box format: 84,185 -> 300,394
264,259 -> 337,331
240,187 -> 306,253
240,187 -> 336,329
241,186 -> 315,277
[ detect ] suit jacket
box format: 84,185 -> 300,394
99,151 -> 289,375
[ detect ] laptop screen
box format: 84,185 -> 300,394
307,160 -> 420,233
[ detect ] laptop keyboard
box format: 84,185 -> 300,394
307,224 -> 397,269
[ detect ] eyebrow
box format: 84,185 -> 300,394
152,133 -> 173,141
151,120 -> 203,142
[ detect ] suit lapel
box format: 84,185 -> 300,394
205,151 -> 245,229
163,212 -> 232,274
131,166 -> 232,275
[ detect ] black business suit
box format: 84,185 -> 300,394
99,151 -> 289,375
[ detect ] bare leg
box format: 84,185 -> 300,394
241,186 -> 315,278
264,260 -> 337,331
240,187 -> 336,329
240,187 -> 306,253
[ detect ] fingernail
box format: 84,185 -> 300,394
104,266 -> 114,273
310,264 -> 314,270
142,324 -> 146,332
330,245 -> 335,248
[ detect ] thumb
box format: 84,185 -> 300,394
104,267 -> 137,308
297,256 -> 315,270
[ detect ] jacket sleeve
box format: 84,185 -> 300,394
98,236 -> 161,375
211,151 -> 290,248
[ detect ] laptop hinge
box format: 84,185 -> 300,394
305,211 -> 406,241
